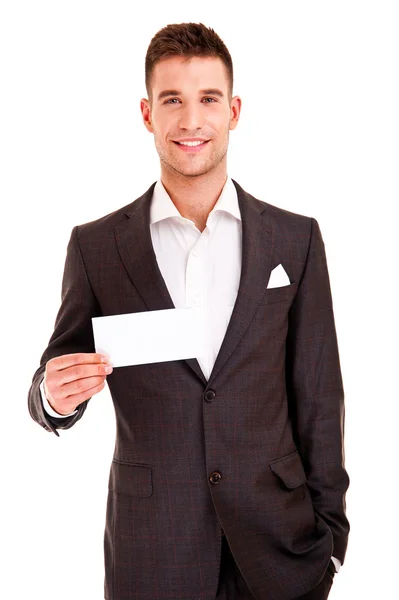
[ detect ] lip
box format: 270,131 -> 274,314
173,137 -> 209,142
173,140 -> 210,153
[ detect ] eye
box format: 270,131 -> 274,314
164,97 -> 217,104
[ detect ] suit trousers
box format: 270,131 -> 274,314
215,534 -> 335,600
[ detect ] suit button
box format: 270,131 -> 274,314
209,471 -> 222,484
204,389 -> 216,402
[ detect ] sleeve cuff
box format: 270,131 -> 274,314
331,556 -> 342,573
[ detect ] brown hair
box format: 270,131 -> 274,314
145,22 -> 234,104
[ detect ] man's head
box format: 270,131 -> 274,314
140,23 -> 241,179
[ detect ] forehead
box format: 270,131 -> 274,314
151,56 -> 229,92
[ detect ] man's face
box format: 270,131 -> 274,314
141,56 -> 241,178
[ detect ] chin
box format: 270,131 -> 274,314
178,166 -> 214,178
163,159 -> 211,178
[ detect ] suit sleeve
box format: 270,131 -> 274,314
285,217 -> 350,565
27,225 -> 101,437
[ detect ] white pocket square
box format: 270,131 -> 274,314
267,264 -> 291,289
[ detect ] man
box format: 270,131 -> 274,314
28,22 -> 349,600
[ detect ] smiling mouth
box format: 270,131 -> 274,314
174,139 -> 209,145
173,140 -> 210,151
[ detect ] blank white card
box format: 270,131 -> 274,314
91,307 -> 207,368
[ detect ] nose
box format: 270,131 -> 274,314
177,101 -> 205,130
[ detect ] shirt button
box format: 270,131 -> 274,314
204,390 -> 216,402
209,471 -> 222,484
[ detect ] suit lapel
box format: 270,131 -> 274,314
114,179 -> 277,386
114,183 -> 212,380
206,180 -> 277,385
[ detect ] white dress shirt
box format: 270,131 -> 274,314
39,175 -> 341,572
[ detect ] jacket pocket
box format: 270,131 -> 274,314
259,281 -> 298,305
269,450 -> 307,488
108,459 -> 153,498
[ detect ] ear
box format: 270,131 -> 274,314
229,95 -> 242,131
140,98 -> 154,133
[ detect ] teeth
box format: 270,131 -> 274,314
178,140 -> 206,146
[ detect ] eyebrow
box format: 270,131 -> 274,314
157,88 -> 225,101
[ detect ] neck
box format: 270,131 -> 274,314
160,163 -> 228,232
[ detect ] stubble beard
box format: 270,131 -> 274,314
154,132 -> 229,179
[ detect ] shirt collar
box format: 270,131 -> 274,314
149,176 -> 242,227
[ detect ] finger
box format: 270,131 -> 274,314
62,375 -> 107,399
47,352 -> 110,373
65,381 -> 106,408
58,363 -> 112,387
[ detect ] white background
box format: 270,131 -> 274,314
1,1 -> 398,598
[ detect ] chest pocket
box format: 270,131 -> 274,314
259,281 -> 298,306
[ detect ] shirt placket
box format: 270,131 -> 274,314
186,227 -> 210,376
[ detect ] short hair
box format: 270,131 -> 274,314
145,22 -> 234,104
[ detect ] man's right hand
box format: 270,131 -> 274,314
43,353 -> 113,416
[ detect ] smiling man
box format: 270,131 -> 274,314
28,22 -> 350,600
